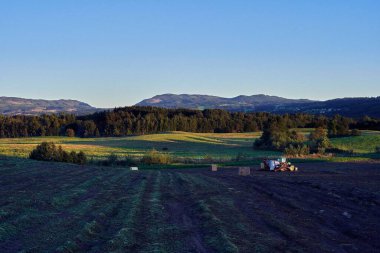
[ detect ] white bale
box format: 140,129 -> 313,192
130,167 -> 138,171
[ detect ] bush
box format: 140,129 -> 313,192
375,146 -> 380,153
99,153 -> 137,166
141,149 -> 171,165
29,142 -> 87,165
284,143 -> 310,157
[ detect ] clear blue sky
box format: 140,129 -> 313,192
1,1 -> 379,107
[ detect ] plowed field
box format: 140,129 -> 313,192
1,158 -> 379,252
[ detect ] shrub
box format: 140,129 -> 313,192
375,146 -> 380,153
100,153 -> 137,167
284,143 -> 310,157
29,142 -> 87,165
141,149 -> 171,165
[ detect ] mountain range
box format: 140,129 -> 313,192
136,94 -> 313,111
137,94 -> 380,118
1,94 -> 380,118
0,97 -> 100,116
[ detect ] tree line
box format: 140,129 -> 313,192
0,106 -> 379,138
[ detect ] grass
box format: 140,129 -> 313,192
0,131 -> 279,162
0,130 -> 379,166
330,134 -> 380,153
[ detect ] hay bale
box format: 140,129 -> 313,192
211,164 -> 218,172
130,167 -> 138,171
238,167 -> 251,176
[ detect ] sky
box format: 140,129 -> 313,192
1,0 -> 379,108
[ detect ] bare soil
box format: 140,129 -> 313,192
0,159 -> 379,252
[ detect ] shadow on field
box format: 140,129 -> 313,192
65,137 -> 278,159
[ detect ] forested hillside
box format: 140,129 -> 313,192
1,106 -> 379,138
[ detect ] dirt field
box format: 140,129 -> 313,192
1,158 -> 379,252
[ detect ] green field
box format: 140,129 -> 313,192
0,130 -> 379,165
0,132 -> 279,162
330,131 -> 380,153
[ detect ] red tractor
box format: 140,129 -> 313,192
261,157 -> 298,172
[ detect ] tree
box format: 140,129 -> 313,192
309,127 -> 330,154
0,106 -> 371,138
310,127 -> 328,141
254,118 -> 293,150
29,142 -> 87,165
328,115 -> 351,137
66,128 -> 75,137
29,142 -> 57,161
76,151 -> 87,165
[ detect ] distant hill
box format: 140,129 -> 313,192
136,94 -> 313,111
274,97 -> 380,118
2,94 -> 379,118
136,94 -> 380,118
0,97 -> 101,115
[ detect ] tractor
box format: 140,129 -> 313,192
260,157 -> 298,172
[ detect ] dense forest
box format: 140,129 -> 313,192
0,106 -> 379,138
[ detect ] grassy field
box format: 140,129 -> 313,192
0,130 -> 379,164
0,131 -> 280,162
330,132 -> 380,153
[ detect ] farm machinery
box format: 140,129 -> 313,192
260,157 -> 298,172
